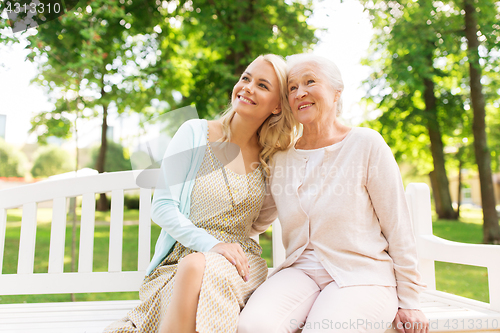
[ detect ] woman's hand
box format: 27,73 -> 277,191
209,243 -> 250,282
394,308 -> 429,333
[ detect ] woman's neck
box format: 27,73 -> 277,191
227,114 -> 261,149
297,121 -> 351,150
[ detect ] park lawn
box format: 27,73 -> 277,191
0,207 -> 490,304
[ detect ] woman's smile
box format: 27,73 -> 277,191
237,95 -> 256,105
297,102 -> 314,111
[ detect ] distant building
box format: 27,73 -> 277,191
0,114 -> 6,139
449,171 -> 500,207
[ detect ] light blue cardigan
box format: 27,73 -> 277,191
147,119 -> 221,275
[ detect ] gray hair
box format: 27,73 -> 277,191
286,53 -> 344,116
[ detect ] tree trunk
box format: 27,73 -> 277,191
457,153 -> 463,218
429,170 -> 441,215
464,0 -> 500,243
96,96 -> 109,212
423,77 -> 457,219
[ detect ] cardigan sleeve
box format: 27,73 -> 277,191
249,183 -> 278,237
366,133 -> 426,309
151,120 -> 221,252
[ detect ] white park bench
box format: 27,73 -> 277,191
0,170 -> 499,333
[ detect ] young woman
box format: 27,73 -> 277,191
104,54 -> 298,333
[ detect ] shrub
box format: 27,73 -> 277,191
0,138 -> 28,177
31,145 -> 74,178
93,194 -> 140,211
88,141 -> 132,172
124,194 -> 140,210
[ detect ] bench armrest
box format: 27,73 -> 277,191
417,234 -> 500,312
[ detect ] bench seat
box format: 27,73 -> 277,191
1,290 -> 499,333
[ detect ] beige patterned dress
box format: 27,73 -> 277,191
104,130 -> 268,333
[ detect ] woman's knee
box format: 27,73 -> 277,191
178,252 -> 206,277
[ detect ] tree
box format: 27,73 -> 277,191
31,145 -> 74,178
362,0 -> 500,241
462,0 -> 500,243
20,0 -> 177,210
361,0 -> 462,219
0,138 -> 27,177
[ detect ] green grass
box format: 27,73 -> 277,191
1,207 -> 494,304
432,207 -> 490,303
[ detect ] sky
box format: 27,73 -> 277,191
0,0 -> 373,147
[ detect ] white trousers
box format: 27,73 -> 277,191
238,265 -> 398,333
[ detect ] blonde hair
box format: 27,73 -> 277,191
218,54 -> 300,176
287,53 -> 344,116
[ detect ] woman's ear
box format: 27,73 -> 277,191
334,90 -> 341,103
272,104 -> 282,115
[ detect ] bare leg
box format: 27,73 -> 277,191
159,253 -> 206,333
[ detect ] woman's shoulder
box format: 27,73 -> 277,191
174,118 -> 207,138
350,126 -> 387,147
206,119 -> 223,141
272,147 -> 291,161
179,118 -> 207,132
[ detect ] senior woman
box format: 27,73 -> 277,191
238,53 -> 429,333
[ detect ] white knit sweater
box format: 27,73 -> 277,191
251,127 -> 425,309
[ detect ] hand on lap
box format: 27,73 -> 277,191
209,243 -> 250,282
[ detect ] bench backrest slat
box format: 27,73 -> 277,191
108,189 -> 124,273
0,208 -> 6,274
48,197 -> 68,274
405,183 -> 437,290
138,188 -> 152,271
18,202 -> 38,274
78,192 -> 96,273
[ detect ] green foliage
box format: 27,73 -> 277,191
360,0 -> 500,179
361,1 -> 466,171
29,111 -> 72,144
21,0 -> 317,125
10,0 -> 317,176
31,145 -> 74,178
0,138 -> 27,177
174,0 -> 317,118
87,140 -> 131,172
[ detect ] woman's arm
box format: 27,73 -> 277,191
151,120 -> 221,252
249,185 -> 278,237
365,133 -> 426,310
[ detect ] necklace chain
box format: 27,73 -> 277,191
207,138 -> 236,209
